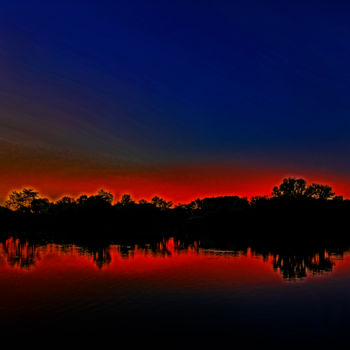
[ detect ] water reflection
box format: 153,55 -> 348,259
3,238 -> 40,269
0,237 -> 348,280
272,251 -> 334,279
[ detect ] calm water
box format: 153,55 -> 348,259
1,237 -> 350,344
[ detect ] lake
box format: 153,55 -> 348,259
0,236 -> 350,345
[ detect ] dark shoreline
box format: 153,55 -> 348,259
1,178 -> 349,246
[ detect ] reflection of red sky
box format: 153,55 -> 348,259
1,164 -> 350,202
0,244 -> 284,325
322,253 -> 350,278
1,238 -> 350,315
0,239 -> 282,297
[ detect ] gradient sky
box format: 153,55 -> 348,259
1,0 -> 350,201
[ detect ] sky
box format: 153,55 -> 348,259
1,0 -> 350,202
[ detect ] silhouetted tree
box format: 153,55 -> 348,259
5,188 -> 39,212
305,184 -> 335,200
272,178 -> 307,199
250,195 -> 269,208
151,196 -> 173,210
187,198 -> 203,212
119,194 -> 134,206
31,198 -> 50,214
77,195 -> 88,206
273,178 -> 335,201
56,196 -> 75,206
96,189 -> 113,204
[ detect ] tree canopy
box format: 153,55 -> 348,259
5,188 -> 39,212
272,178 -> 335,200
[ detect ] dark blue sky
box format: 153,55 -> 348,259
1,0 -> 350,199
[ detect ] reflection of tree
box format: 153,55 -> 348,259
0,237 -> 348,279
91,248 -> 112,269
200,243 -> 343,280
3,238 -> 39,269
114,238 -> 199,259
0,238 -> 114,270
271,250 -> 334,279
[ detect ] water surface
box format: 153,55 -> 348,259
1,237 -> 350,344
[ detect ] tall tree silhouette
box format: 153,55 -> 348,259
5,188 -> 39,212
272,178 -> 335,200
305,184 -> 335,200
272,178 -> 307,199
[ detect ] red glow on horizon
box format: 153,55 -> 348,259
1,164 -> 350,203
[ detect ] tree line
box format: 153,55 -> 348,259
1,177 -> 341,213
0,177 -> 349,242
